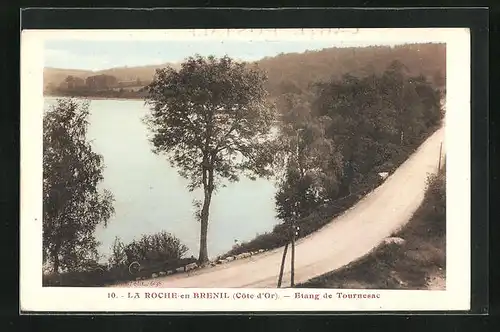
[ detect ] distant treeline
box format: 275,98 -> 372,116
44,73 -> 149,99
257,43 -> 445,97
47,87 -> 148,99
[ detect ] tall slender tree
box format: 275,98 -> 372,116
43,98 -> 114,273
274,93 -> 340,223
145,55 -> 276,263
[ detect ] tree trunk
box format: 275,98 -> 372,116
51,241 -> 61,273
339,160 -> 353,198
53,253 -> 60,274
198,170 -> 214,264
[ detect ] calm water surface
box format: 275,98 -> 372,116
44,97 -> 280,260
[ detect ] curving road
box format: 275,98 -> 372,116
115,125 -> 445,288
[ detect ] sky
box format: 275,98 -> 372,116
44,39 -> 410,71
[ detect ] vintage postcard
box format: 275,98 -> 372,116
20,28 -> 471,312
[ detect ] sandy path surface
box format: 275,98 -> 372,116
114,126 -> 445,288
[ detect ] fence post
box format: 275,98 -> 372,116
277,242 -> 289,288
290,223 -> 296,287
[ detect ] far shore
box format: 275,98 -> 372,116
44,94 -> 145,102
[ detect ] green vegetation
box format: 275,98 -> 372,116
224,61 -> 443,258
44,73 -> 149,99
42,43 -> 446,286
109,231 -> 189,268
42,99 -> 192,286
297,167 -> 446,289
44,43 -> 445,99
43,99 -> 115,273
257,43 -> 445,97
43,230 -> 192,287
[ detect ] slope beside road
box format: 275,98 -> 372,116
114,125 -> 445,288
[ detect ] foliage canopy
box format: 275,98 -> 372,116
43,98 -> 114,273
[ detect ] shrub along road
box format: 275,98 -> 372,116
113,125 -> 445,288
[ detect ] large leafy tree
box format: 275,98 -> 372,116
145,55 -> 276,263
43,98 -> 114,273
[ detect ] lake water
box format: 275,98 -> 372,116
44,97 -> 280,261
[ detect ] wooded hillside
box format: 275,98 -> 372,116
256,43 -> 445,96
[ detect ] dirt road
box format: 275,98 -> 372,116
115,126 -> 445,288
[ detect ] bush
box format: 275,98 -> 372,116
113,231 -> 189,267
44,231 -> 190,287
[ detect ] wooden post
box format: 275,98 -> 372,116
290,222 -> 296,287
277,242 -> 289,288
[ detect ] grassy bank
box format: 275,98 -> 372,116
42,257 -> 197,287
297,166 -> 446,290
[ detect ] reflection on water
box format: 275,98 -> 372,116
44,97 -> 280,260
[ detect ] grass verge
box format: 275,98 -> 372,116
296,166 -> 446,290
